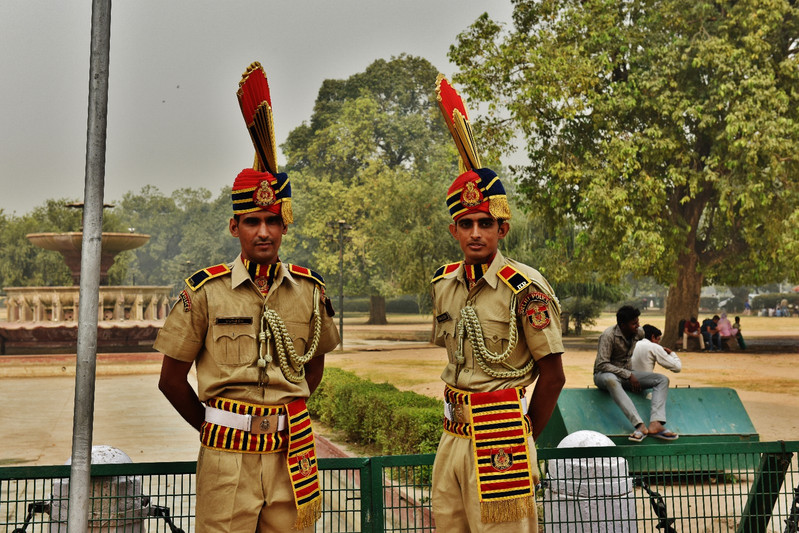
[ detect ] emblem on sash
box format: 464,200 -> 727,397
298,452 -> 313,476
253,180 -> 276,207
519,292 -> 552,330
254,276 -> 269,291
460,181 -> 483,207
490,448 -> 514,471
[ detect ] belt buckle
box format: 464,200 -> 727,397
454,403 -> 469,424
249,414 -> 279,435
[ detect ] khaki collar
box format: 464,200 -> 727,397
230,255 -> 299,291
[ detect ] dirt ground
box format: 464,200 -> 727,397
1,313 -> 797,466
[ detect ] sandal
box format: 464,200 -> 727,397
651,430 -> 679,441
628,430 -> 646,443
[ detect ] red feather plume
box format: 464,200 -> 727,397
436,74 -> 481,172
237,62 -> 278,174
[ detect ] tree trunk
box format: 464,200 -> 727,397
662,250 -> 704,349
367,294 -> 388,325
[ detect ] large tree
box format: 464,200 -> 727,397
283,55 -> 460,323
450,0 -> 799,346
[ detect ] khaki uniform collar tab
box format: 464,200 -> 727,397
230,256 -> 250,289
482,250 -> 506,289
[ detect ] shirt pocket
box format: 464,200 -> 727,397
284,320 -> 311,360
211,323 -> 257,366
481,318 -> 529,370
435,319 -> 458,363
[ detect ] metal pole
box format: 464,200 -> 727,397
338,221 -> 344,351
68,0 -> 112,530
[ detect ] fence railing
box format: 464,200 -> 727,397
2,441 -> 798,532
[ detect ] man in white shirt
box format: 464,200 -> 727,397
632,325 -> 682,374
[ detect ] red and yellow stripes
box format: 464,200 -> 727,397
200,397 -> 287,453
286,400 -> 322,528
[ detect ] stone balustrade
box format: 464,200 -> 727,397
3,286 -> 172,323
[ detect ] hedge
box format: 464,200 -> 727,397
307,367 -> 443,455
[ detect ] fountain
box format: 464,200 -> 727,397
0,205 -> 172,354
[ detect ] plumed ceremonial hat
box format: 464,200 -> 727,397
233,62 -> 293,223
436,74 -> 510,221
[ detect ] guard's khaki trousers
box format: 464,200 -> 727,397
195,446 -> 313,533
432,432 -> 540,532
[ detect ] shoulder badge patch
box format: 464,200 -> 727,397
518,291 -> 552,330
288,264 -> 326,288
431,262 -> 461,283
497,265 -> 532,294
179,289 -> 191,312
185,264 -> 232,292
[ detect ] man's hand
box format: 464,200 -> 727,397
628,373 -> 641,393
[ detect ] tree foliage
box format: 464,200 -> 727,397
283,55 -> 462,321
450,0 -> 799,345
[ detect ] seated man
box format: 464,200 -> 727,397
633,325 -> 682,374
683,316 -> 705,351
701,315 -> 721,351
593,306 -> 678,442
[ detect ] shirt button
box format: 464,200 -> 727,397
492,335 -> 499,341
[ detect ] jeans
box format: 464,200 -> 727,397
702,331 -> 721,350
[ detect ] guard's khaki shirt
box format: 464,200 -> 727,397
154,256 -> 340,405
431,251 -> 564,392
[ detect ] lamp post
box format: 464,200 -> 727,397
327,220 -> 351,350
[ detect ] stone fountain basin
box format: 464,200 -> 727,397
26,232 -> 150,252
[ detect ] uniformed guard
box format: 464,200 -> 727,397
155,62 -> 340,533
430,75 -> 566,532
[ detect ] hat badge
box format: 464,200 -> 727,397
460,181 -> 483,207
253,180 -> 276,207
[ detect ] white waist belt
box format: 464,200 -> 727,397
205,405 -> 287,433
444,397 -> 528,422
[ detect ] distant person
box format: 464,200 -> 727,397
733,316 -> 747,349
717,312 -> 738,349
683,316 -> 705,351
744,299 -> 752,315
632,325 -> 682,374
701,315 -> 721,351
593,306 -> 678,443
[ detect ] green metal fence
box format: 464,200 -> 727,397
2,441 -> 797,532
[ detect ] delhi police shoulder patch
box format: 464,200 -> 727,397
518,291 -> 552,330
185,264 -> 232,292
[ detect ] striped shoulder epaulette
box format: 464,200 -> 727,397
431,262 -> 461,283
288,264 -> 325,288
185,263 -> 232,292
497,264 -> 533,294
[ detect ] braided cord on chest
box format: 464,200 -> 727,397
455,293 -> 534,378
258,286 -> 323,383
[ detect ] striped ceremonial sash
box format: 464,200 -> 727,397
469,388 -> 536,523
200,397 -> 287,453
286,399 -> 322,528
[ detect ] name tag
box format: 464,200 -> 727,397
436,312 -> 452,323
215,317 -> 253,325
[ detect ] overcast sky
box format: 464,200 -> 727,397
0,1 -> 514,216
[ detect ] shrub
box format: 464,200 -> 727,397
307,367 -> 443,456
